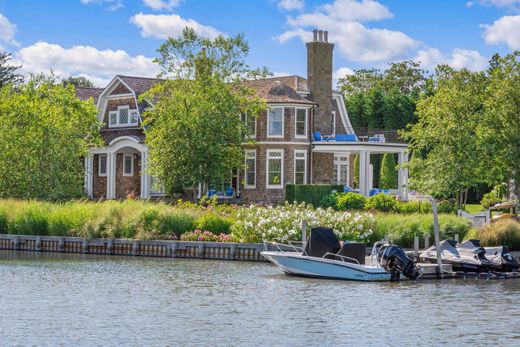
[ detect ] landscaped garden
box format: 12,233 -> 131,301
0,198 -> 475,248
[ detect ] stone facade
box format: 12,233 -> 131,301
92,153 -> 142,199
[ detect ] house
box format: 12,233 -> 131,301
77,29 -> 409,203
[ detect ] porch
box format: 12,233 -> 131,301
311,132 -> 409,199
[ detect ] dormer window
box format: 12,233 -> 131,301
109,105 -> 139,127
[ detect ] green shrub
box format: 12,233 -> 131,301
10,207 -> 49,236
336,192 -> 366,210
195,213 -> 233,234
0,210 -> 7,233
478,220 -> 520,251
374,214 -> 472,247
319,193 -> 338,209
379,153 -> 397,189
437,199 -> 457,214
285,184 -> 343,207
365,193 -> 396,212
161,211 -> 197,236
481,184 -> 506,209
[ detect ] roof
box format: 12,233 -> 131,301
75,87 -> 104,104
255,80 -> 315,105
116,75 -> 163,94
243,75 -> 309,94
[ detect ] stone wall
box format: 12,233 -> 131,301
115,153 -> 141,199
312,152 -> 334,184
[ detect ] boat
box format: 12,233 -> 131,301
419,239 -> 498,272
261,226 -> 419,282
457,240 -> 519,272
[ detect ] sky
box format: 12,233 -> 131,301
0,0 -> 519,87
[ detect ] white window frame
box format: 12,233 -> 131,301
123,154 -> 134,177
266,149 -> 284,189
333,153 -> 350,185
295,108 -> 308,138
98,154 -> 107,177
243,114 -> 256,139
294,150 -> 307,185
267,107 -> 284,138
244,150 -> 256,189
332,110 -> 337,137
108,105 -> 139,128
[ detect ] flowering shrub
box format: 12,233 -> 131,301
231,202 -> 375,243
179,230 -> 234,242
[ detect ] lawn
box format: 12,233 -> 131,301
464,204 -> 484,214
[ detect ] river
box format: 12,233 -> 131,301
1,251 -> 519,346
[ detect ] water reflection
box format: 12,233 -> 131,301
1,251 -> 520,346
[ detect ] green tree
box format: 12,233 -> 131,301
62,76 -> 94,88
142,28 -> 267,195
0,51 -> 23,87
379,153 -> 397,189
352,155 -> 359,188
0,75 -> 102,199
401,66 -> 486,203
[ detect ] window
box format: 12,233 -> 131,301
241,114 -> 256,138
123,154 -> 134,176
267,107 -> 283,137
98,154 -> 107,177
294,151 -> 307,184
245,150 -> 256,188
295,108 -> 307,137
108,105 -> 139,128
333,154 -> 349,185
267,150 -> 283,188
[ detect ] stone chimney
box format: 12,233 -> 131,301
307,29 -> 334,134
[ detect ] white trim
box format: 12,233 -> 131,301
333,153 -> 350,186
106,93 -> 134,99
108,105 -> 139,128
108,136 -> 141,146
251,141 -> 311,145
244,149 -> 256,189
294,150 -> 307,185
295,108 -> 308,138
98,154 -> 107,177
267,103 -> 313,108
243,114 -> 256,139
123,153 -> 134,177
332,110 -> 337,137
267,107 -> 284,138
96,76 -> 142,127
266,149 -> 284,189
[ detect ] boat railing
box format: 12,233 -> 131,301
263,240 -> 305,254
369,241 -> 387,267
323,252 -> 360,265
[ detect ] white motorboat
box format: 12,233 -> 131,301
261,227 -> 419,282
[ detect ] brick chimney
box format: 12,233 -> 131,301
307,29 -> 334,134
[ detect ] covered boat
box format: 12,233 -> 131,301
261,227 -> 419,282
419,240 -> 496,272
458,240 -> 519,272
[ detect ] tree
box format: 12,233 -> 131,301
0,51 -> 23,87
480,52 -> 520,192
352,155 -> 359,188
379,153 -> 397,189
0,75 -> 102,199
142,28 -> 267,195
401,66 -> 487,203
62,76 -> 94,88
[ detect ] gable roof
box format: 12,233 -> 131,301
116,75 -> 162,95
75,87 -> 104,104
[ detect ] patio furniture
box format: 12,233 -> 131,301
313,131 -> 335,141
225,187 -> 234,197
335,134 -> 357,141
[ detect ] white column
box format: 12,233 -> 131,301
107,152 -> 116,199
398,151 -> 408,200
85,153 -> 94,198
368,164 -> 374,192
359,150 -> 371,196
140,150 -> 150,199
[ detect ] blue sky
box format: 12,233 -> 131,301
0,0 -> 519,87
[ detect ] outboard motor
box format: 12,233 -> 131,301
378,244 -> 419,281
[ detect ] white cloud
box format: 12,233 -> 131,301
467,0 -> 520,8
130,13 -> 222,40
333,67 -> 354,87
483,15 -> 520,49
14,42 -> 160,87
278,0 -> 305,11
414,48 -> 488,71
0,13 -> 19,47
143,0 -> 181,11
80,0 -> 123,11
276,0 -> 416,63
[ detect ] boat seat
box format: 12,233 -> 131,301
338,242 -> 366,265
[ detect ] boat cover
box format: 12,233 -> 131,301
458,240 -> 519,271
304,227 -> 341,258
419,240 -> 484,272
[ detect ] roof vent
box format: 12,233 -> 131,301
312,29 -> 329,43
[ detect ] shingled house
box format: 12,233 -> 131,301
78,30 -> 409,203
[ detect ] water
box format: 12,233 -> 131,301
1,251 -> 519,346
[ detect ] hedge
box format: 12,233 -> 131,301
286,184 -> 343,207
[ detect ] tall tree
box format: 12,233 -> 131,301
0,51 -> 23,87
0,75 -> 102,199
62,76 -> 94,88
379,153 -> 398,189
401,66 -> 486,202
142,28 -> 267,195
